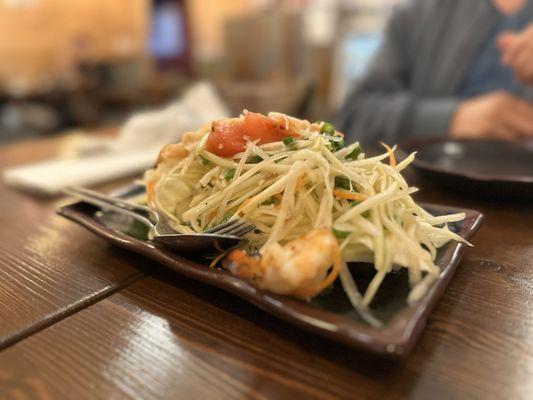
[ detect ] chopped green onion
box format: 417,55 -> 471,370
345,145 -> 361,160
332,137 -> 345,151
323,134 -> 344,151
224,169 -> 236,180
334,176 -> 351,190
200,155 -> 210,165
220,211 -> 233,223
246,155 -> 262,164
320,122 -> 335,135
362,210 -> 370,218
332,228 -> 351,239
283,136 -> 296,146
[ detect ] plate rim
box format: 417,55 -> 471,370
57,187 -> 484,358
398,137 -> 533,184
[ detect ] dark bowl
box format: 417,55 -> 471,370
399,138 -> 533,199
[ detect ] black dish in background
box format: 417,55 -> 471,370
398,138 -> 533,199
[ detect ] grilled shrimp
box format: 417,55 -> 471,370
223,229 -> 340,300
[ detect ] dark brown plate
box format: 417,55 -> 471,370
399,138 -> 533,199
57,185 -> 483,358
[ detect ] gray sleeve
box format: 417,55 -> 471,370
335,0 -> 458,144
406,98 -> 459,136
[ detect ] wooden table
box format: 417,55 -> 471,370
1,135 -> 532,400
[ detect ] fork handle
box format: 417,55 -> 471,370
64,187 -> 155,232
67,186 -> 155,216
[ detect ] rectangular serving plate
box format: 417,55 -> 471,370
58,185 -> 483,357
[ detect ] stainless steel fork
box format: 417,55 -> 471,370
64,186 -> 255,253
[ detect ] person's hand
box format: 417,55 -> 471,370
449,91 -> 533,139
498,24 -> 533,84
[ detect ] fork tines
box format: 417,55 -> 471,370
205,219 -> 255,237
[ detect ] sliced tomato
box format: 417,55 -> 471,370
242,112 -> 285,143
206,112 -> 298,158
205,119 -> 248,157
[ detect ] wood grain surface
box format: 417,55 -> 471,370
0,136 -> 532,399
0,134 -> 146,348
1,250 -> 532,400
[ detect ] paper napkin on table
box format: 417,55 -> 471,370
2,82 -> 229,195
3,150 -> 158,195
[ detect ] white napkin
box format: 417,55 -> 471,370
3,150 -> 158,195
76,81 -> 230,156
2,81 -> 229,195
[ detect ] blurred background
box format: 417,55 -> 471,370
0,0 -> 400,145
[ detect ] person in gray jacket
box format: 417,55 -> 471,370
335,0 -> 533,144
